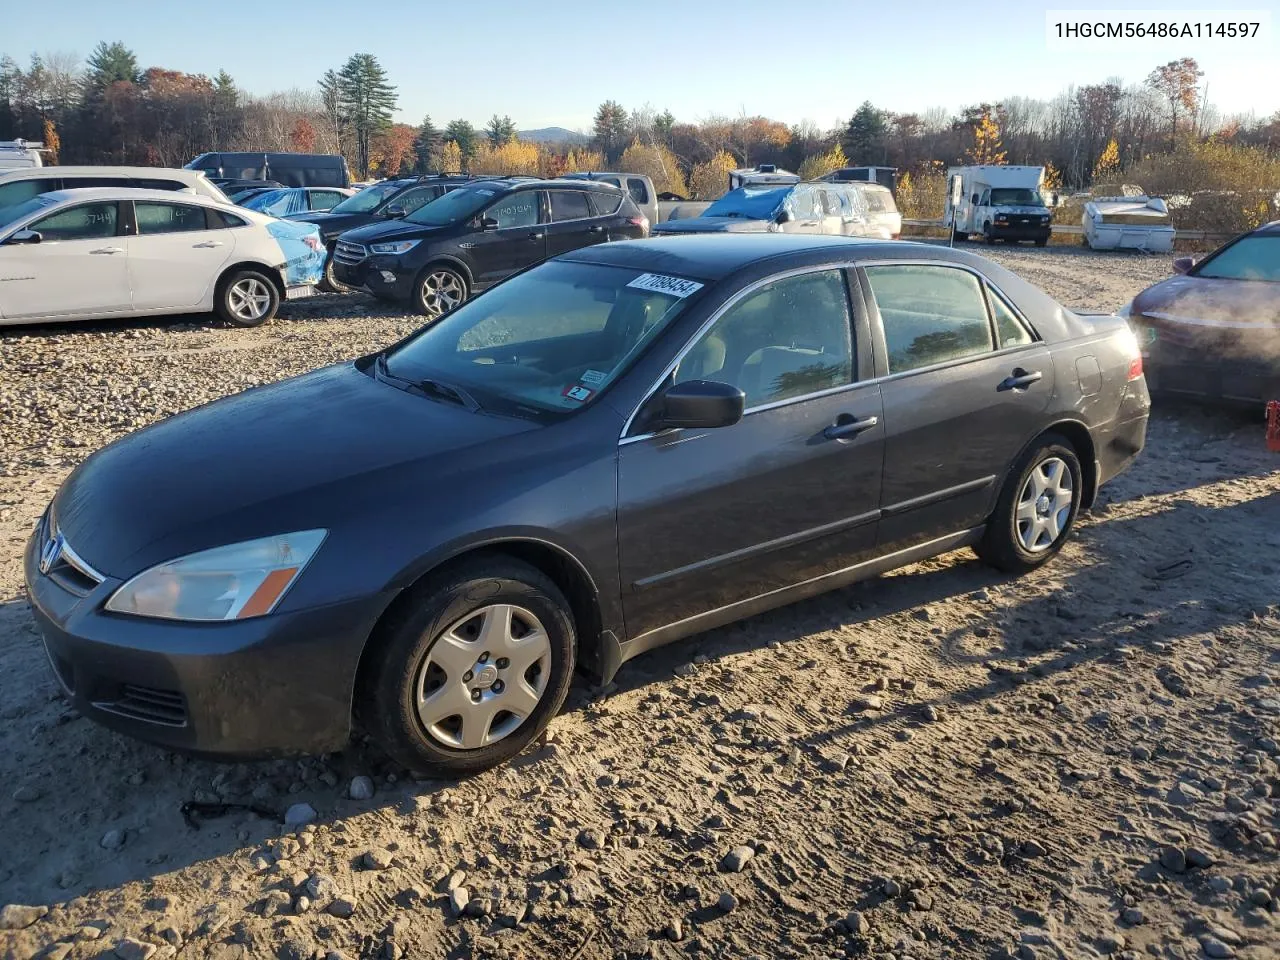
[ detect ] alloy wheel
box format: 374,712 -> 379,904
1015,456 -> 1074,553
228,277 -> 272,323
420,271 -> 465,318
414,603 -> 550,750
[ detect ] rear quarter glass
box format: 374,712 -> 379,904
266,221 -> 324,287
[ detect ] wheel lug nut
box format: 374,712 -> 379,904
471,689 -> 482,702
492,680 -> 505,694
478,652 -> 490,663
496,658 -> 510,669
462,671 -> 473,683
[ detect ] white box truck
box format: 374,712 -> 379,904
946,165 -> 1054,246
0,139 -> 46,171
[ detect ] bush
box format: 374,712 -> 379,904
617,141 -> 688,196
798,144 -> 847,181
1126,140 -> 1280,234
688,150 -> 737,200
469,140 -> 541,176
896,163 -> 947,220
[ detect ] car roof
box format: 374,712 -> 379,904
1252,220 -> 1280,236
558,235 -> 937,280
0,166 -> 209,181
34,187 -> 231,206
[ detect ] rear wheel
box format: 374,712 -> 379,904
215,269 -> 279,327
412,265 -> 468,320
975,434 -> 1082,574
952,228 -> 967,242
359,558 -> 576,776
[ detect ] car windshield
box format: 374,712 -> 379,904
989,188 -> 1045,206
382,260 -> 705,420
405,186 -> 496,226
330,181 -> 407,214
242,189 -> 291,215
1193,236 -> 1280,282
0,195 -> 56,230
703,186 -> 790,220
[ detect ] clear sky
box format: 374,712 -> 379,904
6,0 -> 1279,130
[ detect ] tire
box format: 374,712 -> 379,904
952,228 -> 967,242
974,433 -> 1082,575
412,265 -> 468,320
215,269 -> 280,327
359,558 -> 576,776
1034,237 -> 1048,248
321,251 -> 351,294
983,224 -> 996,245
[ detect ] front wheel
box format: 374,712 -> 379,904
975,434 -> 1082,574
1034,237 -> 1048,248
983,224 -> 996,245
322,251 -> 351,293
359,558 -> 576,776
215,269 -> 279,327
413,265 -> 468,320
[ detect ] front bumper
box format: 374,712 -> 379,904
23,521 -> 383,758
989,220 -> 1051,241
1131,319 -> 1279,406
331,255 -> 417,300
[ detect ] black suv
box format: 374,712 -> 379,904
287,174 -> 486,291
331,178 -> 648,316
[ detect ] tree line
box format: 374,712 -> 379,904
3,44 -> 1279,198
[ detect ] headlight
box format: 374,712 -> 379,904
105,530 -> 327,622
370,240 -> 420,255
1041,215 -> 1050,223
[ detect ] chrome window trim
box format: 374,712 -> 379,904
619,256 -> 1046,446
618,262 -> 860,444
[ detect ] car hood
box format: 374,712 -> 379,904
1133,274 -> 1280,328
284,210 -> 374,238
992,205 -> 1050,216
652,217 -> 772,234
340,219 -> 447,245
52,363 -> 537,576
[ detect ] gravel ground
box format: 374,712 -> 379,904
2,247 -> 1278,960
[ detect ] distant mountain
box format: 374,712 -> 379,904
519,127 -> 590,145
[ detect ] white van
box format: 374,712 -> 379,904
946,165 -> 1054,245
0,167 -> 229,213
0,140 -> 46,171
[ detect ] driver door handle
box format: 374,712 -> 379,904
998,368 -> 1043,391
193,240 -> 224,248
528,231 -> 545,241
823,414 -> 879,441
90,246 -> 124,255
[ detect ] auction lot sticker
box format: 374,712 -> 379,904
627,274 -> 704,298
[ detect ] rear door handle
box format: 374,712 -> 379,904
588,225 -> 604,234
823,414 -> 879,441
194,240 -> 224,248
528,231 -> 545,241
998,368 -> 1043,391
90,246 -> 124,255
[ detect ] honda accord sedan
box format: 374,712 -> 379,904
25,235 -> 1150,775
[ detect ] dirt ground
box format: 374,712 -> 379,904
1,246 -> 1277,960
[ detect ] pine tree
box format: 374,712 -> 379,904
414,115 -> 441,173
591,100 -> 629,161
83,41 -> 139,97
654,109 -> 675,144
444,119 -> 478,160
335,53 -> 397,178
485,114 -> 517,147
842,101 -> 887,163
212,70 -> 240,149
318,68 -> 344,155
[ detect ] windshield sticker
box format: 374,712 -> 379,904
562,384 -> 594,403
579,369 -> 607,386
627,273 -> 704,298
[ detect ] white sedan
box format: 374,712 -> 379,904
0,188 -> 325,327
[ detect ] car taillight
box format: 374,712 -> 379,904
629,215 -> 649,232
1127,355 -> 1144,380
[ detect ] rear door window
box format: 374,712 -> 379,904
987,286 -> 1035,347
64,176 -> 131,189
389,185 -> 442,215
626,178 -> 650,204
309,190 -> 347,211
134,202 -> 210,235
549,190 -> 592,222
864,264 -> 994,373
30,202 -> 120,241
133,178 -> 188,192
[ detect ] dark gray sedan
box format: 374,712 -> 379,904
25,236 -> 1150,775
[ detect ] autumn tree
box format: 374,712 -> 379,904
1092,137 -> 1121,182
962,104 -> 1006,164
618,140 -> 687,196
843,101 -> 887,163
485,114 -> 516,147
592,100 -> 629,161
1146,57 -> 1203,149
41,116 -> 59,164
290,117 -> 315,152
688,149 -> 736,200
470,139 -> 540,175
798,143 -> 847,181
439,139 -> 464,173
444,119 -> 479,160
334,53 -> 397,177
370,122 -> 416,176
563,148 -> 605,173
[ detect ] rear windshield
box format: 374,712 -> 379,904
383,260 -> 704,420
1193,236 -> 1280,282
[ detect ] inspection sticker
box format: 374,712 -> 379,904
579,369 -> 607,386
562,384 -> 594,402
626,273 -> 704,298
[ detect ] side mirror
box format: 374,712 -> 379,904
6,229 -> 41,245
970,193 -> 980,205
1172,256 -> 1196,275
480,216 -> 500,231
652,380 -> 745,431
384,204 -> 407,218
